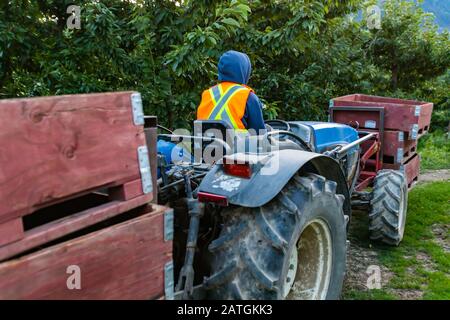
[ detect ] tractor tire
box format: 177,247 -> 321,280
204,173 -> 348,300
369,169 -> 408,246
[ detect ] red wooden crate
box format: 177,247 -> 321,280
331,94 -> 433,139
0,204 -> 173,300
362,129 -> 417,165
0,92 -> 153,247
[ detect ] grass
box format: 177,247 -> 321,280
343,181 -> 450,300
418,131 -> 450,170
344,289 -> 398,300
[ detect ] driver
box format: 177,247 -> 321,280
197,50 -> 266,135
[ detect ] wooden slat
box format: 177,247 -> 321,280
0,218 -> 24,247
109,179 -> 144,201
0,92 -> 148,223
0,193 -> 152,262
0,204 -> 172,300
357,94 -> 428,105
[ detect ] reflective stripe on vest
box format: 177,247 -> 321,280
210,85 -> 222,105
207,84 -> 248,132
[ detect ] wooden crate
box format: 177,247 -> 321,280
0,92 -> 153,247
362,129 -> 417,165
331,94 -> 433,139
0,204 -> 173,300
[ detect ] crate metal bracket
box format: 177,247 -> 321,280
397,148 -> 404,164
164,209 -> 174,241
414,106 -> 421,117
131,92 -> 144,126
164,261 -> 175,300
411,124 -> 419,140
137,145 -> 153,194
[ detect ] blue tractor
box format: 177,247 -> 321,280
156,119 -> 408,300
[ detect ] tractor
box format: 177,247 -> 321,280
155,117 -> 409,300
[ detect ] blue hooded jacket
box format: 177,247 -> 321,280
217,51 -> 266,132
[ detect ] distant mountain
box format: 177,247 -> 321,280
421,0 -> 450,30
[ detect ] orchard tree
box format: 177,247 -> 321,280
0,0 -> 447,128
367,0 -> 450,91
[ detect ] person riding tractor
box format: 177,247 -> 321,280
197,50 -> 266,135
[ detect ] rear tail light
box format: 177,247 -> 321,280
223,163 -> 252,179
197,192 -> 229,206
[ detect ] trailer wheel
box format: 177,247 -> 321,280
204,173 -> 348,300
369,170 -> 408,246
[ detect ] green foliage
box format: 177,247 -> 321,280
418,130 -> 450,170
0,0 -> 449,130
344,289 -> 397,300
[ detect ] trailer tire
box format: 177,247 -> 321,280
369,170 -> 408,246
204,173 -> 348,300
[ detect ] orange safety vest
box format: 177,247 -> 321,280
197,82 -> 253,132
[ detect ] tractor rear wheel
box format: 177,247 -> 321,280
204,173 -> 348,300
369,169 -> 408,246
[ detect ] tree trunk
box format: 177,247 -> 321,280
391,64 -> 399,91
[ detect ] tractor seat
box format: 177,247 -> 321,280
193,120 -> 234,149
193,120 -> 304,157
236,134 -> 305,153
193,120 -> 235,162
258,137 -> 304,152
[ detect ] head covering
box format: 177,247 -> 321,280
218,50 -> 252,85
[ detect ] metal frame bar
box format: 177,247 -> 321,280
336,132 -> 377,159
354,133 -> 381,191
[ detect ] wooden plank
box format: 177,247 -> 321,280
404,154 -> 420,188
0,92 -> 148,223
356,94 -> 427,105
0,193 -> 152,262
0,204 -> 172,300
109,179 -> 144,201
0,218 -> 24,247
